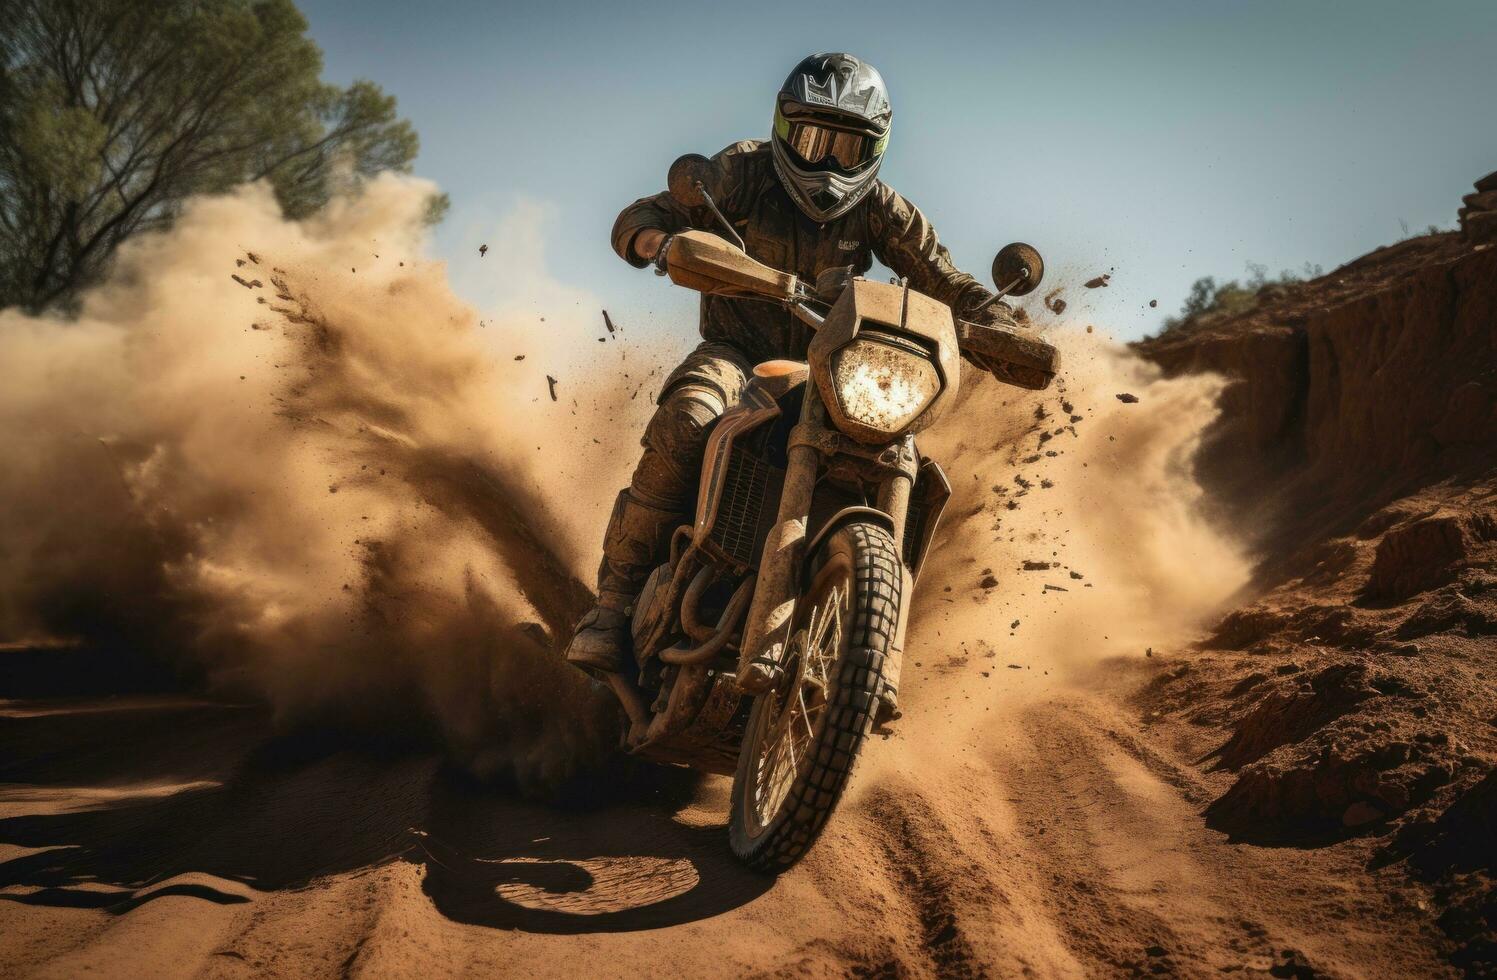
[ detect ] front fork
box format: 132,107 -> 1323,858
734,387 -> 918,693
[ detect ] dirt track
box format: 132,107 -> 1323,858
0,662 -> 1452,978
3,183 -> 1487,977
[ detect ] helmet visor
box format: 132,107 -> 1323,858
784,121 -> 878,171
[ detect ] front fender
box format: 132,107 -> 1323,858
803,506 -> 896,568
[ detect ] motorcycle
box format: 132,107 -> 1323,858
596,153 -> 1058,871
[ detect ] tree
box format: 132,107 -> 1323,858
0,0 -> 444,312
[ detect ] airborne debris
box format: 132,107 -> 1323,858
1084,274 -> 1111,289
1022,560 -> 1053,571
1044,288 -> 1066,314
231,274 -> 262,289
602,309 -> 618,333
1149,299 -> 1159,308
1116,392 -> 1140,404
980,575 -> 998,589
514,354 -> 525,361
479,244 -> 488,257
1043,584 -> 1068,592
546,375 -> 558,401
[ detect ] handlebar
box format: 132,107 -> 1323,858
659,227 -> 1058,390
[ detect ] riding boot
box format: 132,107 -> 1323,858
565,488 -> 685,673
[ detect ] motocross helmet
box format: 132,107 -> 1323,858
771,53 -> 891,223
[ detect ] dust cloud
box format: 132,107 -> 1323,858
0,176 -> 653,792
863,328 -> 1250,778
0,174 -> 1246,794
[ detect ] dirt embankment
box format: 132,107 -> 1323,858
1134,171 -> 1497,974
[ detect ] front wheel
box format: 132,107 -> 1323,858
728,521 -> 902,872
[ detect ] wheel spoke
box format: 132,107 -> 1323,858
749,558 -> 856,831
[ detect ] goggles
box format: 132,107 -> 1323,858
776,110 -> 887,171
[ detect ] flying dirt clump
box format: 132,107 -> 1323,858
0,175 -> 645,792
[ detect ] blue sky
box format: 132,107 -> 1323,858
301,0 -> 1496,340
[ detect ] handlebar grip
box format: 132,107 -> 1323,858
956,319 -> 1060,391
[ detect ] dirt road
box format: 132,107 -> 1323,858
0,658 -> 1452,979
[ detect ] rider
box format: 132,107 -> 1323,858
566,52 -> 1021,673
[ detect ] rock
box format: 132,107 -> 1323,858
1462,190 -> 1497,212
1397,590 -> 1496,639
1115,392 -> 1139,404
1211,662 -> 1381,770
979,575 -> 998,589
1083,274 -> 1111,289
1208,606 -> 1287,649
1465,210 -> 1497,243
1022,560 -> 1053,571
1366,513 -> 1473,600
1475,169 -> 1497,194
1208,726 -> 1455,843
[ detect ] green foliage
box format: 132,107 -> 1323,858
0,0 -> 436,312
1159,260 -> 1324,335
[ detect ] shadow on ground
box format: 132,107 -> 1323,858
0,696 -> 772,933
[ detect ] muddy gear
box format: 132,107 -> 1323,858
596,488 -> 686,608
592,344 -> 752,610
564,605 -> 631,673
613,140 -> 993,367
771,53 -> 892,221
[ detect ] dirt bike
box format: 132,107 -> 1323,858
597,154 -> 1058,872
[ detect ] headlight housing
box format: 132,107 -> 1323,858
830,333 -> 941,439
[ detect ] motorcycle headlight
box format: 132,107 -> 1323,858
831,335 -> 940,437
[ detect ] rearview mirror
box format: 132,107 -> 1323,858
667,153 -> 711,209
992,242 -> 1044,297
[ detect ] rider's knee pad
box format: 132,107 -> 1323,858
633,383 -> 725,501
644,383 -> 725,459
